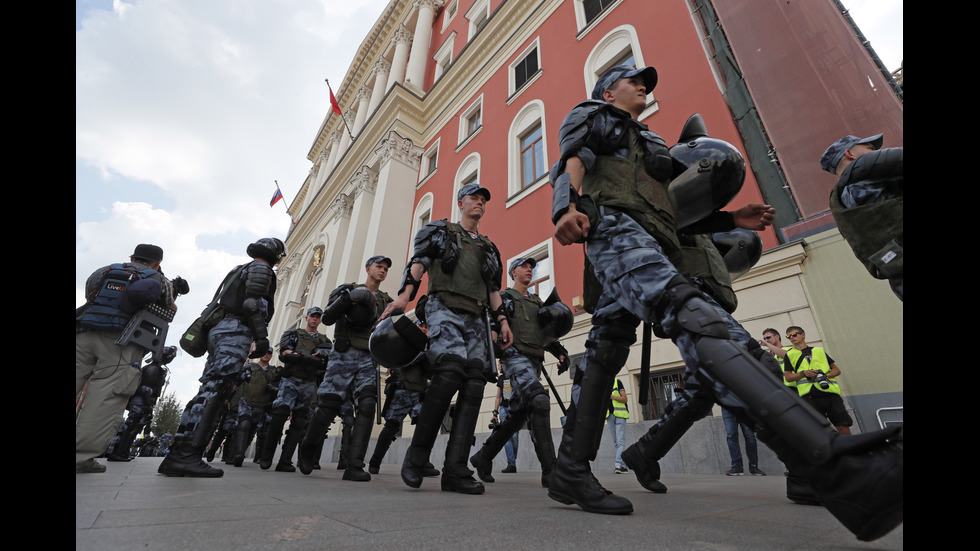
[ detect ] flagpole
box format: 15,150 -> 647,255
325,78 -> 356,143
273,180 -> 291,211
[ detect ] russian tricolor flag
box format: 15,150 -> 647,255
270,188 -> 284,207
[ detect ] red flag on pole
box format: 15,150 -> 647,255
328,83 -> 342,115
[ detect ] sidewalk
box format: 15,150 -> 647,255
76,457 -> 902,550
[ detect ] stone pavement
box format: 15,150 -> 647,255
76,457 -> 902,550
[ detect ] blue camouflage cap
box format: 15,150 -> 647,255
457,182 -> 491,201
592,65 -> 658,100
509,257 -> 536,276
365,255 -> 392,267
819,133 -> 883,174
306,306 -> 323,316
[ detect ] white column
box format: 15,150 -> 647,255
326,130 -> 342,174
404,0 -> 444,91
386,26 -> 413,91
351,86 -> 372,136
364,131 -> 424,296
335,167 -> 379,285
368,58 -> 391,114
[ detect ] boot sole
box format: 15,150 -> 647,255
547,489 -> 633,515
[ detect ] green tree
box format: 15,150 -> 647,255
151,392 -> 182,437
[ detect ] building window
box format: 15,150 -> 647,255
508,240 -> 554,299
520,123 -> 546,189
458,95 -> 484,147
583,0 -> 616,25
466,0 -> 490,41
433,32 -> 456,83
514,46 -> 539,92
584,25 -> 658,120
640,369 -> 685,421
421,139 -> 439,182
506,100 -> 549,203
453,153 -> 481,222
442,0 -> 458,32
410,193 -> 435,258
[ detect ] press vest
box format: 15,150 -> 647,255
502,288 -> 545,359
785,347 -> 840,396
78,263 -> 160,332
606,379 -> 629,419
333,284 -> 392,350
427,222 -> 494,314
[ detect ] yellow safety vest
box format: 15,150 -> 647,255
785,347 -> 841,396
606,379 -> 629,419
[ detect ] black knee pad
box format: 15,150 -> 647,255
457,377 -> 485,407
356,391 -> 377,415
318,393 -> 344,412
529,392 -> 551,417
586,338 -> 631,373
434,354 -> 467,378
464,359 -> 485,381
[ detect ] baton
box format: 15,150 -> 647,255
483,307 -> 498,381
540,364 -> 567,416
638,322 -> 652,406
376,364 -> 382,425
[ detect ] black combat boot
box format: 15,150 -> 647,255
205,429 -> 227,462
157,437 -> 224,477
621,390 -> 714,494
548,368 -> 632,514
402,370 -> 461,488
342,401 -> 376,482
258,407 -> 289,470
369,420 -> 400,474
230,419 -> 252,468
275,424 -> 303,472
469,407 -> 524,483
297,405 -> 338,475
440,378 -> 486,495
527,403 -> 556,488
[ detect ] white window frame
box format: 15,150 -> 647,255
441,0 -> 458,33
507,238 -> 555,299
584,25 -> 659,121
457,94 -> 484,149
466,0 -> 490,41
573,0 -> 624,37
410,192 -> 435,259
508,37 -> 542,101
505,100 -> 550,206
452,153 -> 481,223
419,138 -> 440,185
432,31 -> 456,83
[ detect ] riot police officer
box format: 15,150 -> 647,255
382,184 -> 514,494
159,237 -> 284,477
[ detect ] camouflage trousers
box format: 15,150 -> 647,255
576,211 -> 754,410
176,316 -> 252,441
425,294 -> 491,376
318,346 -> 377,402
383,388 -> 423,424
499,348 -> 545,412
273,376 -> 317,413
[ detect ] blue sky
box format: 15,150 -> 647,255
76,0 -> 902,407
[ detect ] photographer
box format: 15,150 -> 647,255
781,326 -> 852,435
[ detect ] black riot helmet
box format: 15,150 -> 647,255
537,288 -> 574,344
369,309 -> 428,368
711,229 -> 763,281
668,114 -> 746,229
247,237 -> 287,265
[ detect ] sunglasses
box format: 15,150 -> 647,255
786,332 -> 802,338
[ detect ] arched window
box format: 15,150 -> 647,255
506,100 -> 549,204
453,153 -> 481,223
584,25 -> 659,120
